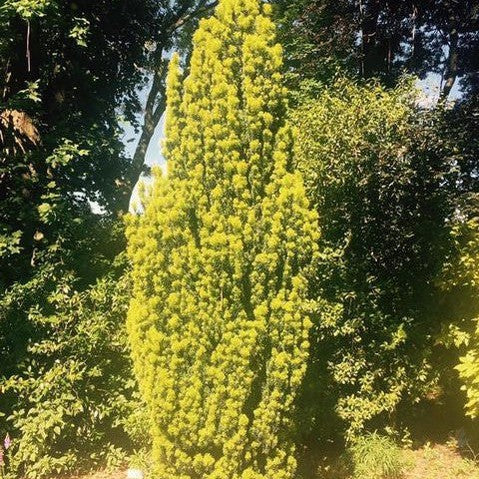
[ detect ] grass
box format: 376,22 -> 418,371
348,433 -> 406,479
315,437 -> 479,479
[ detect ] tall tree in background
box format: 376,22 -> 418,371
129,0 -> 219,186
276,1 -> 479,451
127,0 -> 319,476
0,0 -> 158,289
129,0 -> 479,182
274,0 -> 479,99
292,79 -> 459,444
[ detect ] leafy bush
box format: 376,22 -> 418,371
456,324 -> 479,418
0,215 -> 145,479
440,219 -> 479,418
292,78 -> 453,439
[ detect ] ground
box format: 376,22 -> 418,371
403,443 -> 479,479
64,470 -> 127,479
62,443 -> 479,479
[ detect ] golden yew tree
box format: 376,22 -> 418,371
127,0 -> 319,477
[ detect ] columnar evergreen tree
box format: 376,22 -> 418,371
127,1 -> 319,477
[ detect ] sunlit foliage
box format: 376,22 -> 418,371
127,1 -> 319,476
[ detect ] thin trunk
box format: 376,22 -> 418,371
359,0 -> 365,77
411,3 -> 417,57
359,0 -> 380,78
387,38 -> 391,73
440,28 -> 459,102
125,0 -> 219,204
119,55 -> 167,212
129,53 -> 167,184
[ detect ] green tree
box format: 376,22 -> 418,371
127,1 -> 319,477
0,3 -> 143,472
0,0 -> 157,288
292,79 -> 456,440
273,0 -> 479,99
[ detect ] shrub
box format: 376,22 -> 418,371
0,251 -> 142,479
347,433 -> 405,479
441,219 -> 479,418
291,79 -> 452,439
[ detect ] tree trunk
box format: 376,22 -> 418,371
129,58 -> 167,184
440,28 -> 459,102
124,0 -> 219,206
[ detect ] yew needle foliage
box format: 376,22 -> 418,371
126,0 -> 319,477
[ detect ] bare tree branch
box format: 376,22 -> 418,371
440,27 -> 459,102
129,53 -> 168,186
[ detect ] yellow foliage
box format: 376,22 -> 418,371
127,0 -> 318,477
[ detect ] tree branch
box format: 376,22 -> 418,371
171,0 -> 218,32
128,50 -> 167,186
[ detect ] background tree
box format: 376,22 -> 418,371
0,1 -> 155,475
274,0 -> 479,99
0,0 -> 158,289
292,79 -> 463,447
127,1 -> 319,476
128,0 -> 219,185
